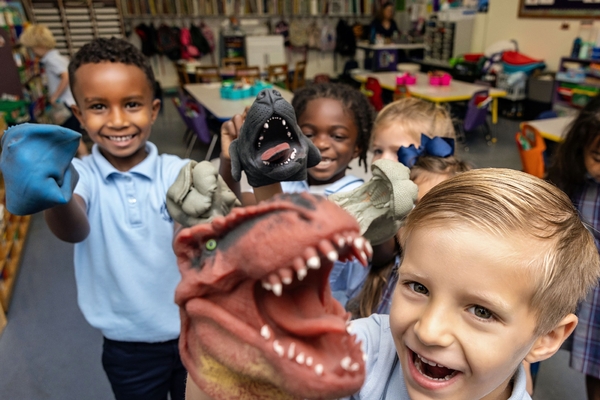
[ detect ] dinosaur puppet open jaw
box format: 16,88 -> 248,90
175,193 -> 370,399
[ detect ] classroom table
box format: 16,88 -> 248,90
184,82 -> 294,122
520,116 -> 574,143
351,71 -> 507,124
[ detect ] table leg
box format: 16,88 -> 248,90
492,98 -> 498,124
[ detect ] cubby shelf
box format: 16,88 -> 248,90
0,168 -> 32,338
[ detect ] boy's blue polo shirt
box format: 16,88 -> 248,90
72,143 -> 189,342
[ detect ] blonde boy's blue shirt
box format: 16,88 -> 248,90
346,314 -> 531,400
72,142 -> 189,342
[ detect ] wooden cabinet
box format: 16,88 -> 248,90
0,210 -> 31,312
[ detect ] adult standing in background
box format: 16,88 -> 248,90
370,1 -> 400,43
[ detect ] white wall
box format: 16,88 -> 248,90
470,0 -> 600,71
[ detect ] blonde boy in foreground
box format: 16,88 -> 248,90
347,168 -> 600,399
184,168 -> 600,399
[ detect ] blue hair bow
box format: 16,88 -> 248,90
397,134 -> 455,168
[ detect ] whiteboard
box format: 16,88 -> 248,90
245,35 -> 286,70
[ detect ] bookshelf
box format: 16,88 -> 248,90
24,0 -> 126,57
119,0 -> 377,18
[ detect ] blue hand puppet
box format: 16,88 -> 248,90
0,123 -> 81,215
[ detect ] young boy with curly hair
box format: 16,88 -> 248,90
3,37 -> 189,399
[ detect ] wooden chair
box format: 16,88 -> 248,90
175,62 -> 191,88
267,64 -> 289,89
291,60 -> 307,91
235,66 -> 261,80
222,57 -> 246,68
195,65 -> 221,83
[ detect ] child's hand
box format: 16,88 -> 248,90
0,123 -> 81,215
167,160 -> 241,227
220,108 -> 248,161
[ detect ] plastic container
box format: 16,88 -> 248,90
440,74 -> 451,86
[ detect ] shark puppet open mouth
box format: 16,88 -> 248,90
230,89 -> 321,187
174,193 -> 370,399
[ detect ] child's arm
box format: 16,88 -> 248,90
219,110 -> 282,204
43,194 -> 89,243
219,113 -> 244,200
49,72 -> 70,105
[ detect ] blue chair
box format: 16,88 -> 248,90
184,101 -> 214,159
457,89 -> 496,146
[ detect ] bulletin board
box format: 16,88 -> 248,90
518,0 -> 600,19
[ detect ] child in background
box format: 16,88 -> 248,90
345,98 -> 462,318
6,38 -> 190,399
219,83 -> 373,200
219,83 -> 374,305
546,95 -> 600,400
371,97 -> 455,163
347,154 -> 471,319
348,168 -> 600,399
19,25 -> 88,157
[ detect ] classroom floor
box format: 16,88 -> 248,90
0,95 -> 586,399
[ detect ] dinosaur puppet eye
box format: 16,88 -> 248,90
205,239 -> 217,251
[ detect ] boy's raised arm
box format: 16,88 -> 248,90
44,194 -> 89,243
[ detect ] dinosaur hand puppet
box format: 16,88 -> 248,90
229,89 -> 321,187
329,159 -> 418,246
174,193 -> 371,399
166,160 -> 241,227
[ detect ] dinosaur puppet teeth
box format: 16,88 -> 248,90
175,193 -> 366,399
259,330 -> 364,378
260,233 -> 372,293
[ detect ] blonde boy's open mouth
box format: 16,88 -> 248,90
407,347 -> 461,389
